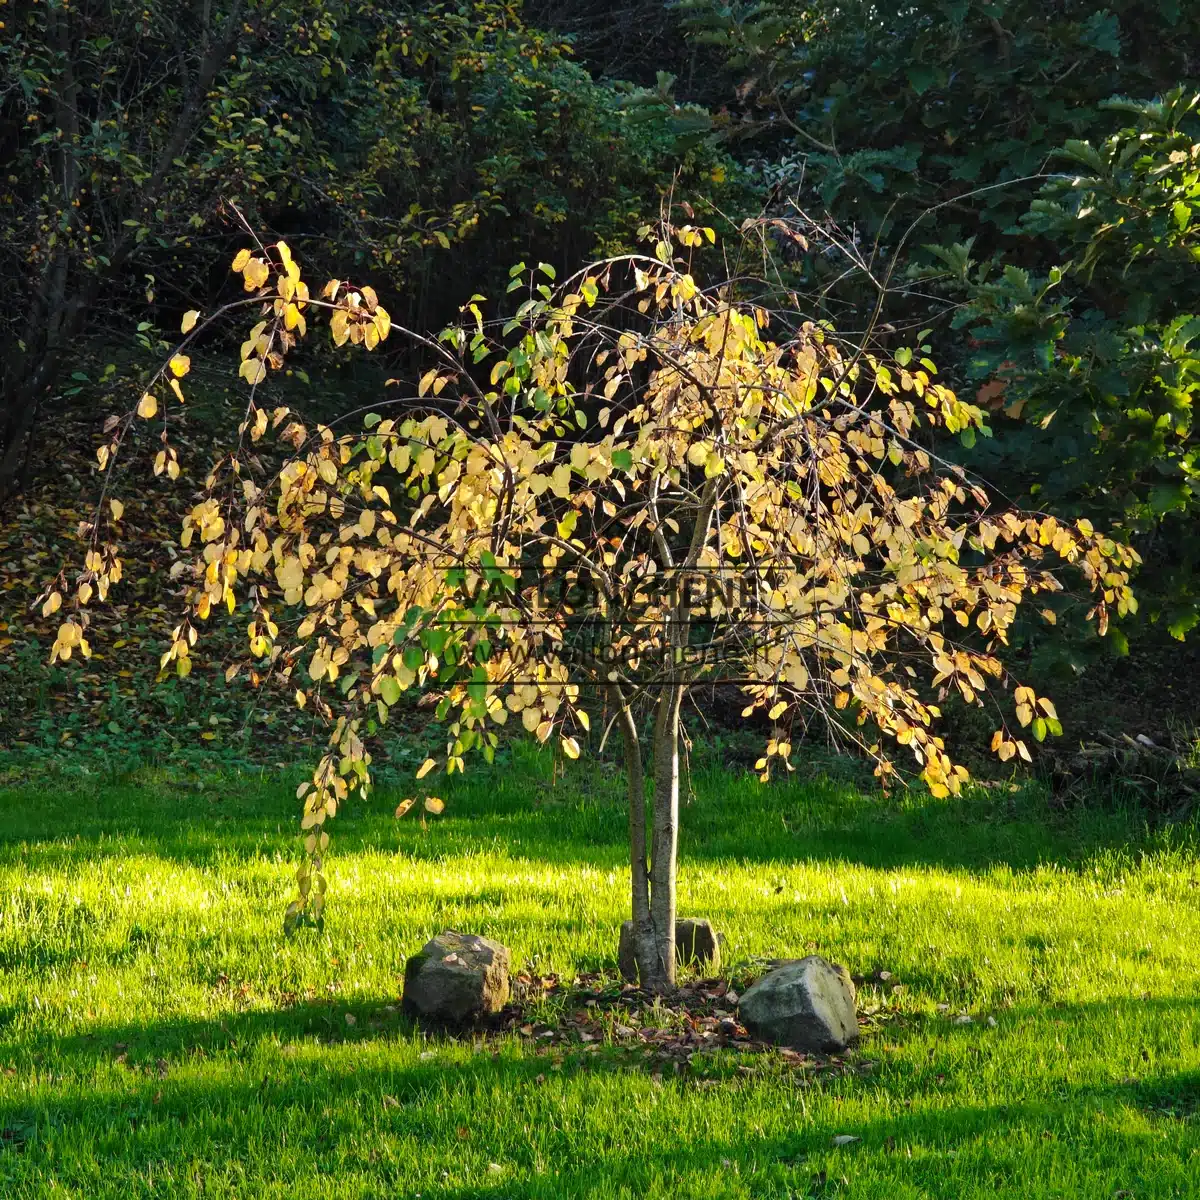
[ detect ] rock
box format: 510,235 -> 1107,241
617,921 -> 640,983
617,918 -> 722,982
402,930 -> 510,1024
737,956 -> 858,1053
676,918 -> 721,972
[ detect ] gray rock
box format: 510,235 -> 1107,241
738,956 -> 858,1053
617,918 -> 722,983
402,930 -> 510,1023
676,918 -> 721,973
618,921 -> 640,983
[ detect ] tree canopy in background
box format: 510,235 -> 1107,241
0,0 -> 732,493
6,0 -> 1200,766
668,0 -> 1200,648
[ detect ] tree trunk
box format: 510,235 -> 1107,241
611,478 -> 714,989
646,683 -> 684,988
610,685 -> 658,982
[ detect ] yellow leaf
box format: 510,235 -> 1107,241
416,757 -> 436,779
232,249 -> 252,273
423,796 -> 445,814
109,498 -> 124,521
276,557 -> 303,591
169,354 -> 191,378
42,592 -> 62,618
201,731 -> 216,741
277,240 -> 300,282
243,258 -> 270,291
239,359 -> 266,385
136,393 -> 158,419
169,378 -> 185,403
394,798 -> 415,819
181,310 -> 200,333
330,309 -> 349,346
418,368 -> 438,397
561,735 -> 580,759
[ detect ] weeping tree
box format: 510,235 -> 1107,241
43,220 -> 1136,989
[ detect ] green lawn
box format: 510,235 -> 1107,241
1,744 -> 1199,1197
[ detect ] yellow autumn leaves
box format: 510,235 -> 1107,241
49,618 -> 89,664
224,243 -> 392,393
232,247 -> 270,291
64,221 -> 1142,929
325,281 -> 391,350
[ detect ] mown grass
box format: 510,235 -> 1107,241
1,742 -> 1199,1198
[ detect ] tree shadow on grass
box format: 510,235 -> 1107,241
0,759 -> 1178,879
1,997 -> 1198,1197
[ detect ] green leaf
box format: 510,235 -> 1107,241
1149,483 -> 1188,515
611,449 -> 634,470
422,627 -> 449,655
379,676 -> 401,705
1167,610 -> 1199,641
906,66 -> 936,95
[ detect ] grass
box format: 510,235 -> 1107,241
1,742 -> 1199,1197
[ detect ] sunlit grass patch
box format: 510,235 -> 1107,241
1,748 -> 1198,1197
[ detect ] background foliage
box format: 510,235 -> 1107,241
0,0 -> 733,494
664,0 -> 1200,660
4,0 -> 1200,769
